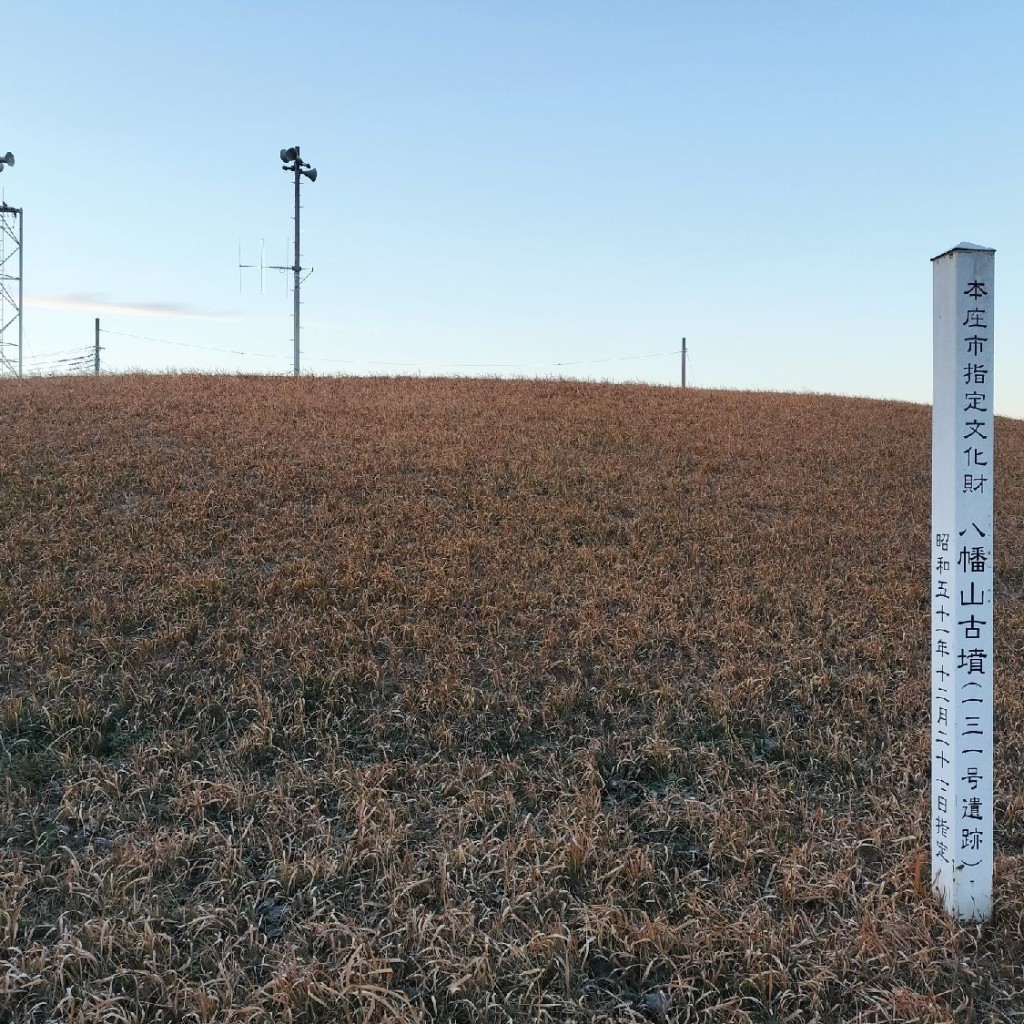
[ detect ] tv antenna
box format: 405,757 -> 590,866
239,238 -> 266,295
0,150 -> 23,378
239,238 -> 293,299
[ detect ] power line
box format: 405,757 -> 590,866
22,346 -> 94,365
26,361 -> 91,374
551,348 -> 682,368
99,328 -> 281,360
25,354 -> 90,368
21,341 -> 95,376
95,326 -> 685,377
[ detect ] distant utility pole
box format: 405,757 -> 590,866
278,146 -> 317,376
681,337 -> 687,388
94,318 -> 101,374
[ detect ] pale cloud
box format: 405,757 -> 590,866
29,293 -> 242,322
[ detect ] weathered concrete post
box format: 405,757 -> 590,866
931,242 -> 995,921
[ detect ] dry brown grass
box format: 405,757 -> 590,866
0,373 -> 1022,1023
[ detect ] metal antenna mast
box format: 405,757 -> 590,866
0,150 -> 22,378
277,147 -> 317,376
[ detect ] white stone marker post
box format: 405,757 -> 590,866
931,242 -> 995,921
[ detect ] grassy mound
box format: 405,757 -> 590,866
1,374 -> 1022,1023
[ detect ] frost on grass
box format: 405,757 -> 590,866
1,374 -> 1023,1023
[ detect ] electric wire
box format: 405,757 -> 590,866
22,347 -> 94,366
7,327 -> 693,381
99,328 -> 281,360
97,327 -> 683,372
23,349 -> 95,375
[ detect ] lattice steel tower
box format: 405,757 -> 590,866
0,150 -> 22,377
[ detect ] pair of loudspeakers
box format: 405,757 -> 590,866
280,147 -> 317,181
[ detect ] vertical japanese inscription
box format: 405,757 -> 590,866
931,243 -> 995,921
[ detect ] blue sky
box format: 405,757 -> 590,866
3,2 -> 1022,416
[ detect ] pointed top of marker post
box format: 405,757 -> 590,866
932,242 -> 996,261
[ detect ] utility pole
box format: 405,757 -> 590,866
278,146 -> 317,376
94,318 -> 101,374
681,337 -> 687,388
293,164 -> 300,376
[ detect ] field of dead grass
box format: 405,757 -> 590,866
0,373 -> 1022,1023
